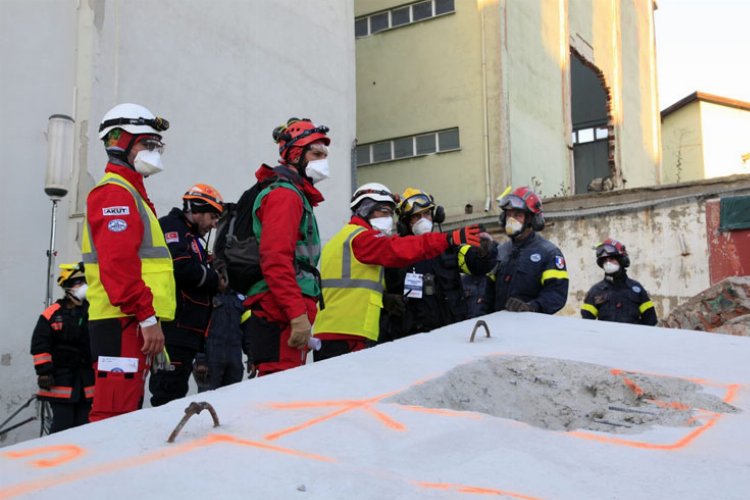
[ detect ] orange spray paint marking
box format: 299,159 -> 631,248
3,445 -> 84,468
0,433 -> 333,499
418,481 -> 543,499
610,369 -> 644,397
264,392 -> 404,441
569,382 -> 741,450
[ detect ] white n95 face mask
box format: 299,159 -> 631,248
305,159 -> 330,184
370,216 -> 394,236
505,217 -> 524,236
603,261 -> 621,274
411,218 -> 433,235
134,149 -> 164,176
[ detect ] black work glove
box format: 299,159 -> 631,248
382,293 -> 406,317
192,353 -> 209,386
446,224 -> 481,248
478,232 -> 496,257
37,374 -> 54,390
505,297 -> 539,312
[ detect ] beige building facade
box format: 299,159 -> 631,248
354,0 -> 661,219
661,92 -> 750,184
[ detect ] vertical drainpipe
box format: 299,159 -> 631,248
350,139 -> 358,194
480,3 -> 492,212
560,0 -> 574,194
648,0 -> 662,184
498,1 -> 512,200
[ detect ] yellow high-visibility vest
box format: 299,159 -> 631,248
313,224 -> 383,341
81,172 -> 175,321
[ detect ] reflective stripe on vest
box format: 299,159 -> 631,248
84,385 -> 95,399
82,172 -> 176,320
314,224 -> 383,341
33,353 -> 53,366
37,386 -> 73,399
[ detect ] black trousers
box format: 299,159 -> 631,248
49,399 -> 91,433
148,345 -> 197,407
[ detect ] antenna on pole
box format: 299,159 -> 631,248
44,114 -> 75,307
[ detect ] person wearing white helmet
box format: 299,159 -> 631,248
81,103 -> 176,421
312,183 -> 483,361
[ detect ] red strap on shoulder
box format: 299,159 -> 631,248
41,303 -> 62,321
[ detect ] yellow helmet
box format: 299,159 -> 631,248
57,262 -> 86,288
398,187 -> 435,220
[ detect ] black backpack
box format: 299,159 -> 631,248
213,168 -> 292,294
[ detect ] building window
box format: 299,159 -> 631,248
355,0 -> 455,38
572,125 -> 609,145
357,128 -> 460,166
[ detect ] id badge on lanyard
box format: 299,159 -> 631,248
404,271 -> 423,299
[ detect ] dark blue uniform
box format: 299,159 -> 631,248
30,300 -> 94,432
484,232 -> 569,314
581,276 -> 657,325
150,207 -> 220,406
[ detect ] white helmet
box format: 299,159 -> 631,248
98,103 -> 169,140
350,182 -> 397,209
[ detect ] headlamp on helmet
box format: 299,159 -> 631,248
273,117 -> 330,163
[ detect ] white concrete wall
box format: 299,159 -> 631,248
0,0 -> 354,446
545,200 -> 710,319
700,102 -> 750,178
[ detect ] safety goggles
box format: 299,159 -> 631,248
401,193 -> 434,214
499,194 -> 526,211
137,137 -> 166,154
99,116 -> 170,133
64,277 -> 86,288
595,244 -> 620,258
350,189 -> 400,204
281,125 -> 331,152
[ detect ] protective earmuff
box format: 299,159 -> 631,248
433,206 -> 446,224
530,213 -> 545,231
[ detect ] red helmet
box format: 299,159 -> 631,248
183,183 -> 224,214
499,186 -> 542,214
273,118 -> 330,163
499,186 -> 544,231
595,238 -> 630,268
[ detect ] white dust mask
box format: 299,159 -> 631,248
370,216 -> 394,236
72,283 -> 88,301
505,217 -> 524,237
134,149 -> 164,176
603,261 -> 621,274
305,159 -> 330,184
411,218 -> 433,236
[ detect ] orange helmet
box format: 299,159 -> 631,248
272,117 -> 330,163
183,184 -> 224,214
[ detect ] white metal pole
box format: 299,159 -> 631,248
45,199 -> 59,307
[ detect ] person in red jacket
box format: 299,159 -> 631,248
82,103 -> 175,421
241,118 -> 330,376
312,183 -> 482,361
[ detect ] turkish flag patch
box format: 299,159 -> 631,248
164,231 -> 179,244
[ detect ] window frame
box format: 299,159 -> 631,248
355,0 -> 455,38
356,127 -> 460,167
